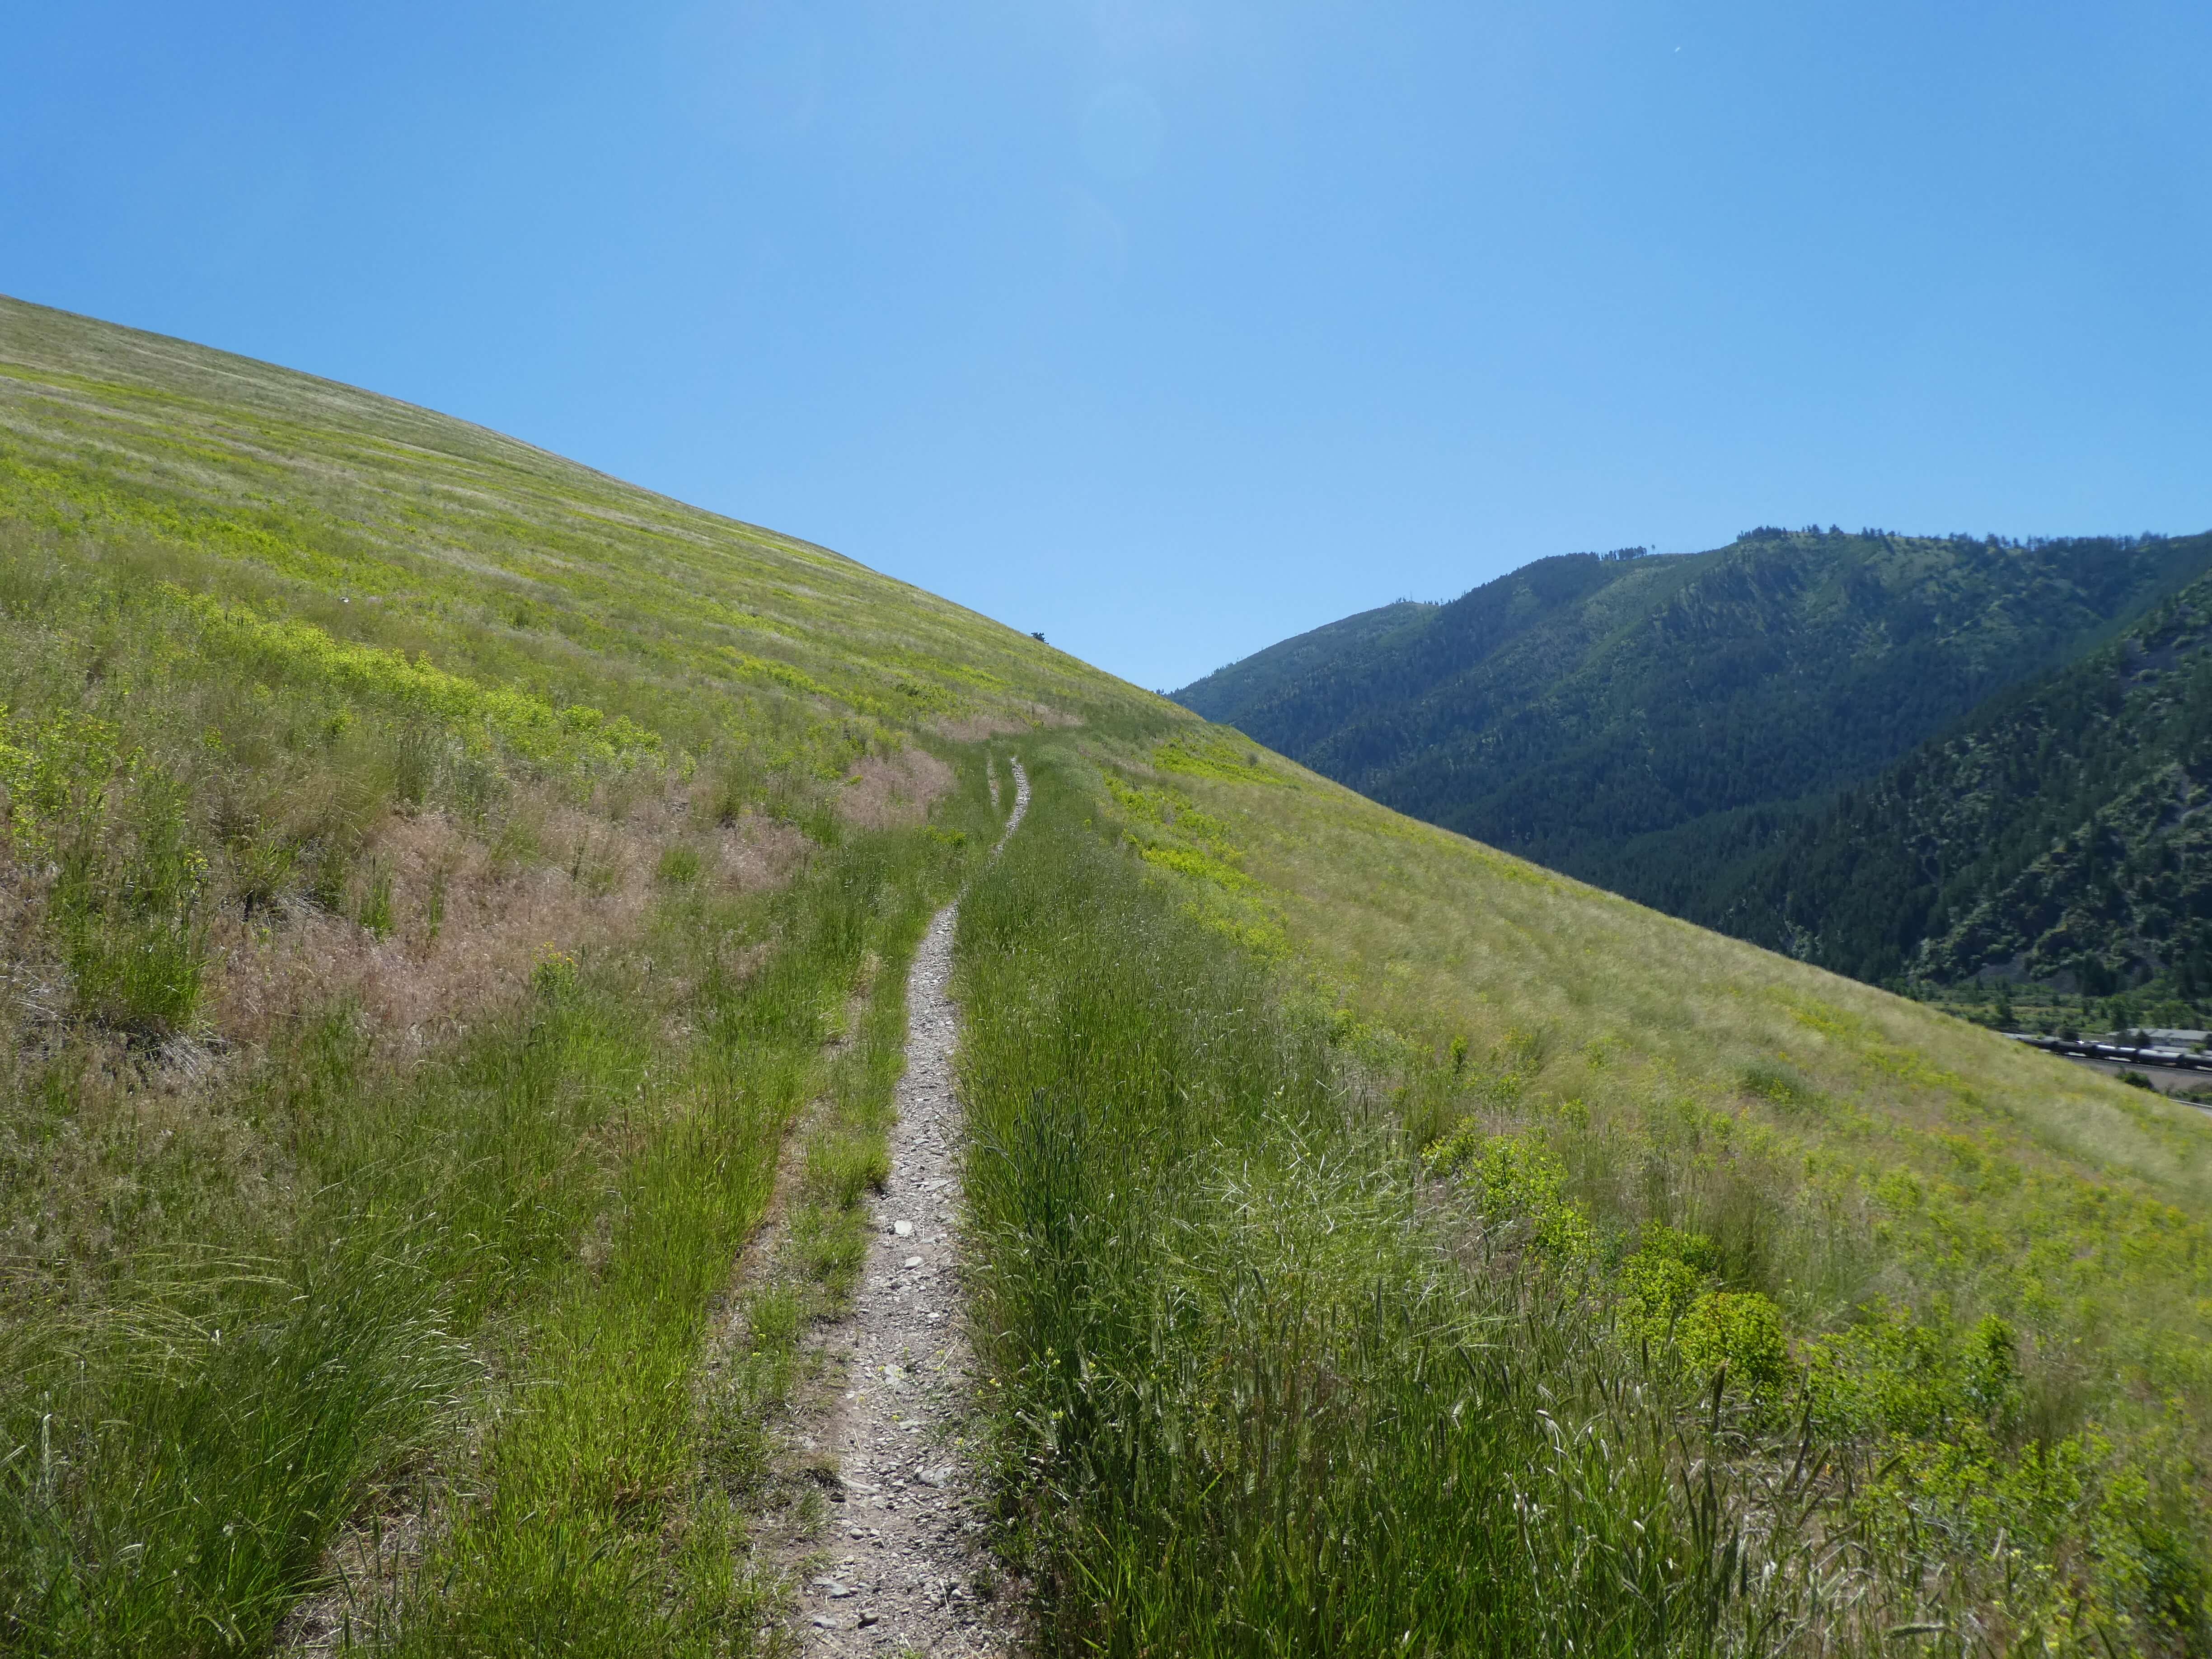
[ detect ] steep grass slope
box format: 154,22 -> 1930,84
0,295 -> 1170,1655
4,296 -> 2209,1657
996,725 -> 2212,1652
0,296 -> 1146,747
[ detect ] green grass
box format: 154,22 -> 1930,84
8,294 -> 2212,1657
0,295 -> 1164,768
0,295 -> 1158,1654
959,751 -> 1822,1654
369,822 -> 983,1658
0,768 -> 989,1656
1064,731 -> 2212,1652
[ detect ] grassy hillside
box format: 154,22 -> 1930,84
1685,567 -> 2212,1008
1027,725 -> 2212,1651
3,297 -> 2209,1657
1172,528 -> 2212,923
0,295 -> 1168,1655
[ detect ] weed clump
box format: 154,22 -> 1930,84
1425,1122 -> 1598,1262
1618,1224 -> 1716,1343
1677,1289 -> 1794,1396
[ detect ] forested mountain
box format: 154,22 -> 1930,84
1175,527 -> 2212,952
1688,567 -> 2212,993
1175,598 -> 1434,728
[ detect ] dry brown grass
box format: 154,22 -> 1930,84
707,811 -> 811,890
209,783 -> 807,1063
933,712 -> 1035,743
211,840 -> 617,1062
836,746 -> 956,831
0,774 -> 824,1312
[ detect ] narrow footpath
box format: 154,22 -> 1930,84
793,759 -> 1028,1654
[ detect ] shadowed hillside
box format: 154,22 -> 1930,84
1175,528 -> 2212,926
1173,597 -> 1435,731
1689,563 -> 2212,998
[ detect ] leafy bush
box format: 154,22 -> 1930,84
1617,1225 -> 1718,1344
1676,1290 -> 1793,1397
1806,1301 -> 2020,1441
1424,1124 -> 1598,1263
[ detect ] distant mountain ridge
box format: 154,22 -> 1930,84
1689,564 -> 2212,994
1176,599 -> 1435,734
1175,526 -> 2212,986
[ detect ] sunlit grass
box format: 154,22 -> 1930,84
1075,729 -> 2212,1649
0,295 -> 1163,1653
959,752 -> 1878,1654
11,290 -> 2212,1655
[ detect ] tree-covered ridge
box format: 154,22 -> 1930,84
1176,526 -> 2212,915
1695,568 -> 2212,994
1174,598 -> 1435,731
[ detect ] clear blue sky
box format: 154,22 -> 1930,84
6,3 -> 2209,691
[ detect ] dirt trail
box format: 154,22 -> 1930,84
792,759 -> 1027,1654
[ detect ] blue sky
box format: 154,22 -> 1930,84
6,2 -> 2209,691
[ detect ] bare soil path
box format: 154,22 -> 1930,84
791,759 -> 1027,1654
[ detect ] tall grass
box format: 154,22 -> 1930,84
0,1004 -> 484,1654
1039,739 -> 2212,1652
370,817 -> 981,1656
0,801 -> 984,1655
955,753 -> 1801,1655
0,295 -> 1172,1654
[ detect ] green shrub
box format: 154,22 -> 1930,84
0,708 -> 122,851
1677,1290 -> 1794,1396
1425,1123 -> 1598,1262
1643,1222 -> 1719,1277
1807,1301 -> 2020,1439
1617,1226 -> 1719,1343
1739,1059 -> 1821,1111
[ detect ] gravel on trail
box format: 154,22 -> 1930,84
793,759 -> 1027,1655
